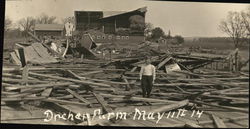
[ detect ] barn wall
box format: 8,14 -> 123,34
103,18 -> 116,34
91,34 -> 144,44
75,11 -> 103,31
35,30 -> 63,37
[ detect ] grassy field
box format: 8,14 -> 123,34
182,39 -> 249,59
3,37 -> 28,51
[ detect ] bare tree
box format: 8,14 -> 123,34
219,11 -> 247,48
18,16 -> 36,36
4,17 -> 12,32
241,7 -> 250,35
36,13 -> 57,24
145,22 -> 154,37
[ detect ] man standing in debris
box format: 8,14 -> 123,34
139,56 -> 156,98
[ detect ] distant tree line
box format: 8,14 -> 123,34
145,23 -> 184,45
4,13 -> 75,38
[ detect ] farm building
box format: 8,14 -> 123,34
34,24 -> 65,38
74,7 -> 147,45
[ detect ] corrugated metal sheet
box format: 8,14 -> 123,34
34,24 -> 64,31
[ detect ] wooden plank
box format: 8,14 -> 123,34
83,77 -> 128,85
2,97 -> 46,102
29,71 -> 110,88
167,116 -> 248,127
157,57 -> 172,69
130,67 -> 137,72
191,100 -> 249,113
2,73 -> 37,80
15,43 -> 26,48
21,65 -> 29,85
66,70 -> 83,80
66,88 -> 92,107
81,70 -> 103,76
123,78 -> 131,91
42,98 -> 89,106
2,78 -> 47,83
92,92 -> 113,114
41,88 -> 53,97
185,122 -> 202,128
10,52 -> 21,65
211,114 -> 227,128
100,93 -> 178,104
151,99 -> 189,113
202,94 -> 248,102
3,82 -> 73,89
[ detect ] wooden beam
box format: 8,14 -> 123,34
211,114 -> 227,128
191,100 -> 249,113
100,93 -> 178,104
92,92 -> 113,114
41,88 -> 53,97
65,70 -> 83,80
21,65 -> 29,85
166,116 -> 248,127
2,97 -> 46,102
2,78 -> 47,83
66,88 -> 92,107
185,122 -> 202,128
29,71 -> 110,88
42,98 -> 89,106
123,78 -> 131,91
151,99 -> 189,113
3,82 -> 73,89
130,67 -> 137,72
81,70 -> 103,76
157,57 -> 172,70
2,73 -> 37,80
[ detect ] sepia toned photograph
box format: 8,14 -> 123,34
1,0 -> 249,128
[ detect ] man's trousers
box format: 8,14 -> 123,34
141,75 -> 153,98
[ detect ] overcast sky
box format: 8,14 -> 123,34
5,0 -> 249,37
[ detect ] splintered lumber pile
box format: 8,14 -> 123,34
1,52 -> 249,128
